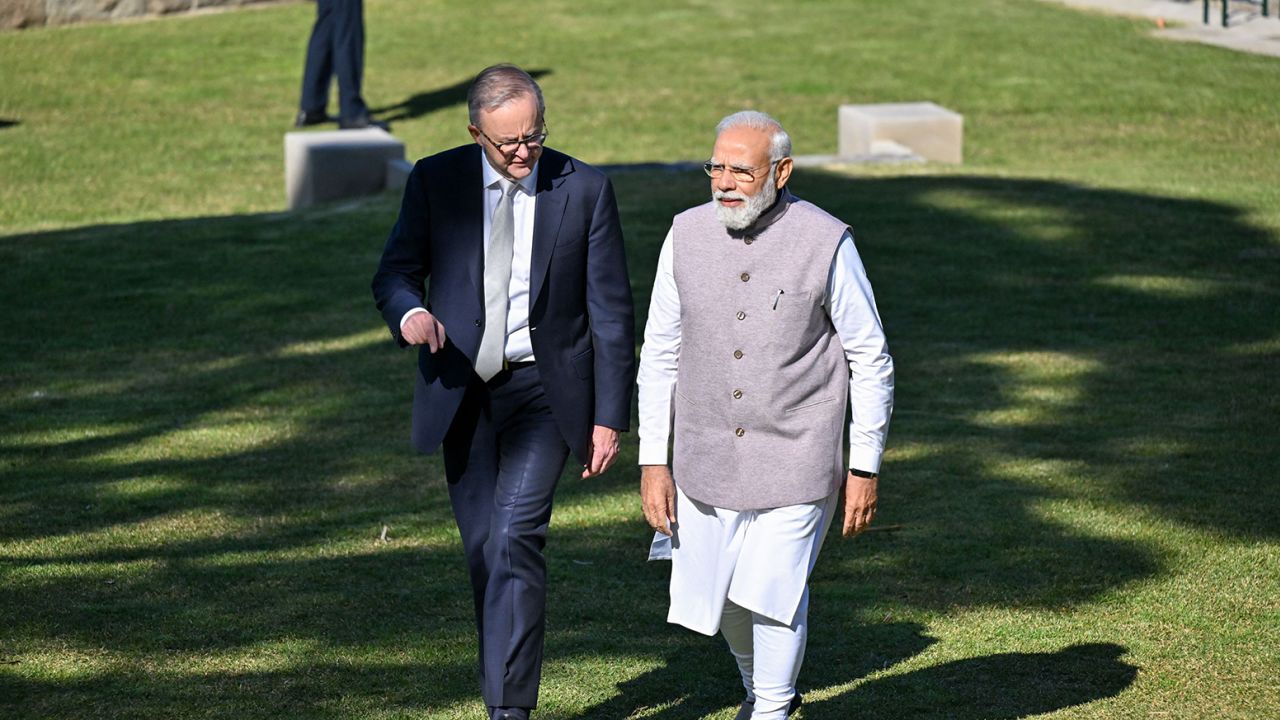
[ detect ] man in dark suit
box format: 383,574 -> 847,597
371,64 -> 635,720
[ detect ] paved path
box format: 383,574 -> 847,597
1042,0 -> 1280,57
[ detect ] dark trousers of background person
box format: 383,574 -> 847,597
442,364 -> 570,709
299,0 -> 369,123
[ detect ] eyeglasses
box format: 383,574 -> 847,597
703,159 -> 779,183
477,125 -> 549,156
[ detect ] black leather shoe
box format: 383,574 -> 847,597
490,708 -> 529,720
294,109 -> 331,127
338,114 -> 389,131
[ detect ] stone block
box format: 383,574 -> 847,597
1,0 -> 46,29
284,128 -> 406,210
147,0 -> 197,14
838,102 -> 963,164
45,0 -> 145,25
385,157 -> 413,193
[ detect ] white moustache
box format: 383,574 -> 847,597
714,191 -> 746,201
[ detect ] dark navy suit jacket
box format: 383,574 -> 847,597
371,144 -> 635,465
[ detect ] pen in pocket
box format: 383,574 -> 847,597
772,289 -> 785,310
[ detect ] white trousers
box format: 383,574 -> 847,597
665,486 -> 836,719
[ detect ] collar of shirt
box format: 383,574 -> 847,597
480,150 -> 538,196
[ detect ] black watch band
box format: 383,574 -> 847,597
849,468 -> 878,479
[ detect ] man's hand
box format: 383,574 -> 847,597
581,425 -> 621,478
842,471 -> 878,537
640,465 -> 677,536
402,310 -> 447,352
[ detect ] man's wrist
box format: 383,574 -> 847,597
399,306 -> 428,329
849,467 -> 878,479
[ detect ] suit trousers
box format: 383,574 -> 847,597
443,364 -> 570,709
299,0 -> 367,121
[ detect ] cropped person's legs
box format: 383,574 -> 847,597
298,0 -> 336,116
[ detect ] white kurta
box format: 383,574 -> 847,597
660,486 -> 837,636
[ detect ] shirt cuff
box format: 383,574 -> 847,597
400,307 -> 428,329
848,448 -> 882,475
638,440 -> 670,466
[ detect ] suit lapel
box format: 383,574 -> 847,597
529,151 -> 571,306
453,146 -> 486,306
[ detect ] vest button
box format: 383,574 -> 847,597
733,350 -> 743,359
736,311 -> 746,321
733,389 -> 743,399
735,427 -> 745,437
744,238 -> 753,245
740,272 -> 750,282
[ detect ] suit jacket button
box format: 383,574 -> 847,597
474,319 -> 482,327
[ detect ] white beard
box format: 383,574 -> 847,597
713,173 -> 778,231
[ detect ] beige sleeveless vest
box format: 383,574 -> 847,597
671,190 -> 848,510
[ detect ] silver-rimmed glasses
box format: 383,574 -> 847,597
703,159 -> 779,182
477,126 -> 549,156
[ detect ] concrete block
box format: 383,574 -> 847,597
284,128 -> 406,210
1,0 -> 46,29
385,157 -> 413,193
839,102 -> 963,164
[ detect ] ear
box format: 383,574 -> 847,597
774,156 -> 794,190
467,124 -> 482,144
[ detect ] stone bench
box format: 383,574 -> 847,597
284,128 -> 407,210
838,102 -> 963,164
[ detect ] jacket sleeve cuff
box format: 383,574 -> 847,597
399,307 -> 427,329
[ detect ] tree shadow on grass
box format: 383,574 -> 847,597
565,619 -> 934,719
368,69 -> 551,124
811,642 -> 1137,719
0,168 -> 1275,717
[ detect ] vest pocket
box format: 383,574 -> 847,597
770,289 -> 814,315
674,387 -> 699,407
785,396 -> 835,413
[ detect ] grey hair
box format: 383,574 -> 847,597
467,64 -> 545,126
716,110 -> 792,161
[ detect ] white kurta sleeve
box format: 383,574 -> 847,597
637,227 -> 682,466
826,230 -> 894,473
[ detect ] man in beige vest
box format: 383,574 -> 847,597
637,111 -> 894,719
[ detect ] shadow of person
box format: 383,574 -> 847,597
0,119 -> 19,130
808,642 -> 1137,719
570,622 -> 933,719
369,69 -> 552,123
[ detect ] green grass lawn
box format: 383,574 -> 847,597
2,0 -> 1278,718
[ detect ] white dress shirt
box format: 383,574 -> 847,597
400,151 -> 539,363
637,226 -> 895,474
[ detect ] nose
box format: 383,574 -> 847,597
715,171 -> 736,192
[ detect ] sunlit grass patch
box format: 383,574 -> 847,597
1094,273 -> 1226,299
1,0 -> 1278,717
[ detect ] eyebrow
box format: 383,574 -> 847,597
498,131 -> 544,143
710,161 -> 758,172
